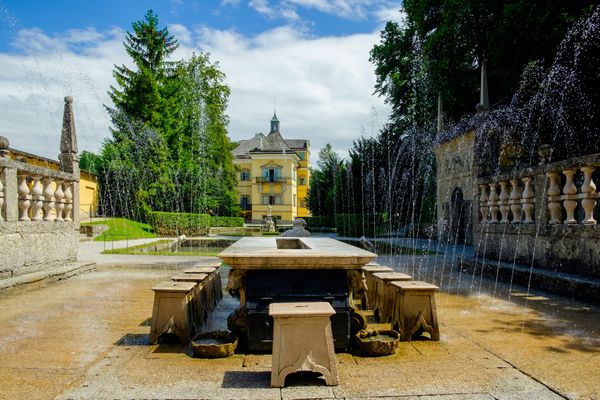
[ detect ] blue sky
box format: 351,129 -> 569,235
0,0 -> 403,159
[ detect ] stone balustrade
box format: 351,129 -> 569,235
478,174 -> 535,224
0,158 -> 77,224
547,164 -> 599,225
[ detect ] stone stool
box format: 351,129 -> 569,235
171,273 -> 208,334
269,302 -> 339,388
372,272 -> 412,322
184,266 -> 223,310
149,281 -> 196,344
361,264 -> 393,309
390,281 -> 439,341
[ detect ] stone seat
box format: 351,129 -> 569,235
269,302 -> 339,388
149,281 -> 196,345
192,260 -> 222,268
184,266 -> 223,311
171,273 -> 209,333
361,265 -> 393,309
372,272 -> 412,322
390,281 -> 439,341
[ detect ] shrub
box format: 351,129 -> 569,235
335,214 -> 384,237
148,211 -> 211,236
210,216 -> 245,227
305,216 -> 336,229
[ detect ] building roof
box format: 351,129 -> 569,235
232,132 -> 310,159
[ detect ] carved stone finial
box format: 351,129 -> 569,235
479,62 -> 489,112
0,136 -> 10,157
436,94 -> 444,133
59,95 -> 79,173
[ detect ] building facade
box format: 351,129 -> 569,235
232,113 -> 310,223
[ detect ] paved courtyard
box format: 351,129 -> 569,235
0,238 -> 599,400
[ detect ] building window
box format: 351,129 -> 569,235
240,196 -> 250,210
298,152 -> 305,160
300,200 -> 307,208
299,177 -> 306,186
293,194 -> 296,206
240,169 -> 250,181
262,195 -> 282,205
262,167 -> 281,182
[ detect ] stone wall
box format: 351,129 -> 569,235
473,153 -> 600,279
0,222 -> 78,278
0,96 -> 80,278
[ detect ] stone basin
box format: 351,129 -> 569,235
191,331 -> 238,358
354,329 -> 400,356
218,237 -> 376,269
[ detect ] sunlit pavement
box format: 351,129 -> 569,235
0,244 -> 598,399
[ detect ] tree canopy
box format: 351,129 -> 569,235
95,10 -> 238,220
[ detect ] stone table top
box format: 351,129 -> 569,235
218,237 -> 376,269
269,301 -> 335,317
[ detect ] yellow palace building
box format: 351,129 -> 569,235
232,113 -> 310,223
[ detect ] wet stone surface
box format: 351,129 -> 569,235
0,261 -> 598,400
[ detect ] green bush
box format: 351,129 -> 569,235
210,216 -> 244,227
335,214 -> 384,237
148,212 -> 211,236
305,216 -> 335,229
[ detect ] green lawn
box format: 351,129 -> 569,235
83,218 -> 156,241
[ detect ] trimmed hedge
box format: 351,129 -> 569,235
148,212 -> 244,236
335,214 -> 384,237
148,212 -> 211,236
305,216 -> 335,229
210,216 -> 245,227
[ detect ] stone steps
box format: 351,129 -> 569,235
460,256 -> 600,305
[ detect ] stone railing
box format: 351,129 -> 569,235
478,173 -> 536,224
0,157 -> 77,223
545,156 -> 599,226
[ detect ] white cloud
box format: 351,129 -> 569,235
0,24 -> 389,162
373,3 -> 405,24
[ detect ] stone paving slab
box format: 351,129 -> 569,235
0,265 -> 598,400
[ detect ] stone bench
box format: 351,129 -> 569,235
171,273 -> 209,334
361,264 -> 393,309
372,272 -> 412,322
390,281 -> 439,341
184,265 -> 223,312
149,281 -> 196,344
269,302 -> 339,388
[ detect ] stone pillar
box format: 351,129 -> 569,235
58,96 -> 80,227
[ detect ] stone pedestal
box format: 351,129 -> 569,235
269,302 -> 339,388
390,281 -> 439,341
149,281 -> 196,344
372,272 -> 412,322
361,264 -> 393,308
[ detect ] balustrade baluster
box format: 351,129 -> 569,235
580,166 -> 597,225
479,184 -> 489,222
43,177 -> 55,221
547,171 -> 562,224
18,174 -> 31,221
31,176 -> 43,221
54,180 -> 64,222
63,181 -> 73,222
488,183 -> 499,223
561,169 -> 578,224
509,178 -> 522,223
499,181 -> 510,223
521,177 -> 535,224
